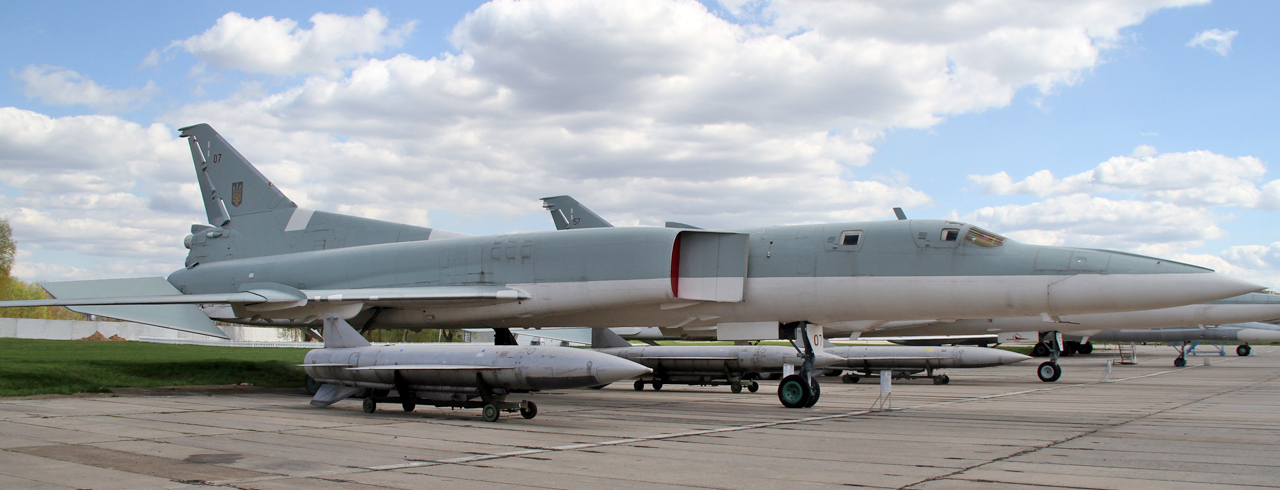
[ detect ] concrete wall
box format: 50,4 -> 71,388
0,318 -> 301,342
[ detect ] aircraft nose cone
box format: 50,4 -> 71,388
592,355 -> 652,384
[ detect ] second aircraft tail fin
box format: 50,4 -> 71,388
541,195 -> 613,230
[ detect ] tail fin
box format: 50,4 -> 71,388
176,123 -> 454,265
592,328 -> 634,349
323,314 -> 372,349
541,195 -> 613,230
180,123 -> 293,224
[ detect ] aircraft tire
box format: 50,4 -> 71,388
842,375 -> 859,384
1078,343 -> 1094,355
304,375 -> 321,396
1032,343 -> 1051,357
652,380 -> 663,391
402,402 -> 415,412
731,383 -> 743,394
1036,362 -> 1061,382
482,404 -> 500,422
520,401 -> 538,419
1174,357 -> 1186,367
777,375 -> 811,408
362,398 -> 377,413
634,380 -> 644,391
748,381 -> 759,393
803,380 -> 820,408
1238,345 -> 1251,356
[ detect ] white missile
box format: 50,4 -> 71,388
302,315 -> 650,421
825,344 -> 1031,384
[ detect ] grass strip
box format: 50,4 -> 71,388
0,338 -> 310,397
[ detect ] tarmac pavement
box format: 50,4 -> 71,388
0,343 -> 1277,489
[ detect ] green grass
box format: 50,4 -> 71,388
0,338 -> 310,397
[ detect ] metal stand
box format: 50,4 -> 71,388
1098,359 -> 1115,383
870,370 -> 893,411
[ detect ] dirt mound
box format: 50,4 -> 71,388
76,332 -> 128,341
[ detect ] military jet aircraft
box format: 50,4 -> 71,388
541,196 -> 1269,383
0,124 -> 1263,407
304,314 -> 649,421
1085,322 -> 1280,366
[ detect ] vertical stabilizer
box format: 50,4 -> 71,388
541,196 -> 614,230
592,328 -> 634,349
323,314 -> 372,349
179,124 -> 293,225
174,123 -> 451,265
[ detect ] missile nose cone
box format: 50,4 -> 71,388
994,349 -> 1032,365
1238,329 -> 1280,342
593,356 -> 651,384
813,352 -> 844,368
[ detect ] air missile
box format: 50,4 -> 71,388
825,344 -> 1030,385
589,328 -> 843,406
303,315 -> 651,422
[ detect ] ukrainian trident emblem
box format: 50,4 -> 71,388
231,181 -> 243,207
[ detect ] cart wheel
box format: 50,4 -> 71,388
482,404 -> 500,422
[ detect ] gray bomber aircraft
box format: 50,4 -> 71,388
542,196 -> 1268,383
0,124 -> 1265,408
304,315 -> 649,421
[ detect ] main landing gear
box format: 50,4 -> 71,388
777,322 -> 820,408
1036,331 -> 1063,382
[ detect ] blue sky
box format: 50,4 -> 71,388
2,0 -> 1279,287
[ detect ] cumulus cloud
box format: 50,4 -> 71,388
16,65 -> 158,112
969,146 -> 1279,209
0,109 -> 195,280
5,0 -> 1216,279
1188,28 -> 1238,56
172,9 -> 415,75
962,195 -> 1225,256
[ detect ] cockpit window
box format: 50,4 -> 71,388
964,227 -> 1005,247
840,231 -> 862,246
941,229 -> 960,241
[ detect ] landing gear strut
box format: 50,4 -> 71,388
1174,342 -> 1188,367
777,321 -> 820,408
1036,331 -> 1063,382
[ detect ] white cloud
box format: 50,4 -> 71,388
173,9 -> 416,75
16,65 -> 158,112
963,195 -> 1225,256
1187,28 -> 1238,56
969,146 -> 1278,209
5,0 -> 1219,280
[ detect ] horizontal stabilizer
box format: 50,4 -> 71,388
35,278 -> 228,338
310,383 -> 363,407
